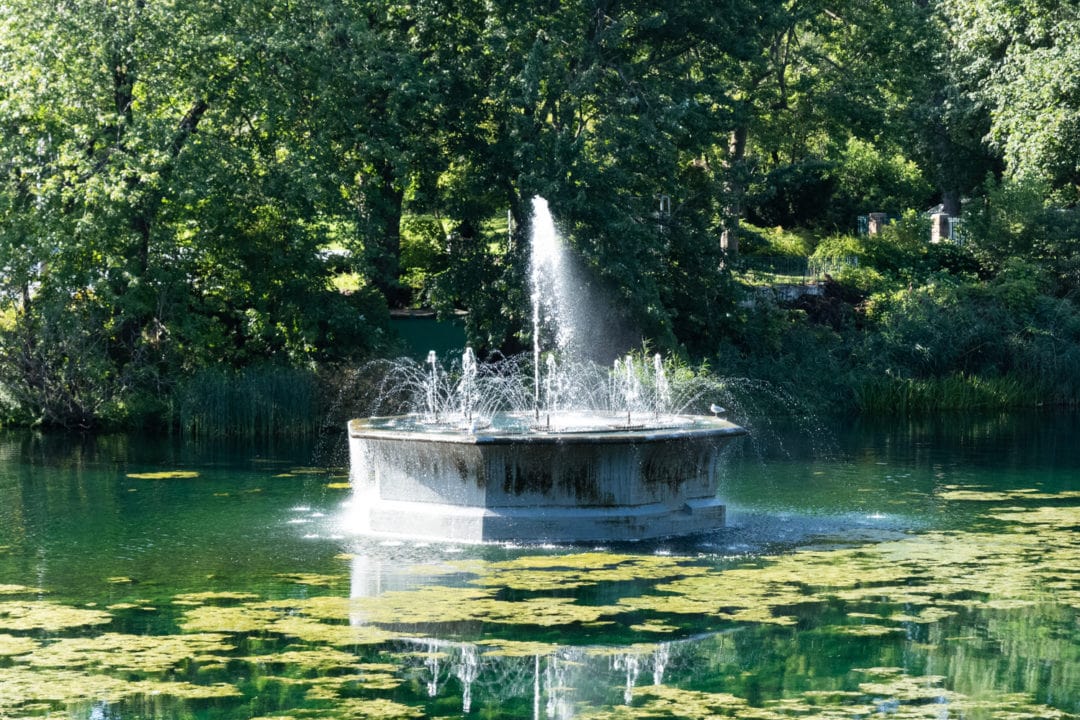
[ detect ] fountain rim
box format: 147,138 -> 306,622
348,413 -> 746,446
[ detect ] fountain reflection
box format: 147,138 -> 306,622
347,553 -> 733,719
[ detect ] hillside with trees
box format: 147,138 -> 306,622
1,0 -> 1078,431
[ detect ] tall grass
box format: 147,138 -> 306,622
854,373 -> 1031,415
176,366 -> 320,438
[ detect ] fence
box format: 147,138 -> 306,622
947,217 -> 965,245
734,254 -> 858,282
733,254 -> 810,280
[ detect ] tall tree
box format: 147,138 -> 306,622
942,0 -> 1080,201
724,0 -> 936,234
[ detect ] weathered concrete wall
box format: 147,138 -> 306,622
347,416 -> 744,542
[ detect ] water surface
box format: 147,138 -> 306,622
0,412 -> 1077,719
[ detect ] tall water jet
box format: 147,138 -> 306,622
459,346 -> 477,424
530,196 -> 580,417
347,196 -> 746,542
529,197 -> 578,356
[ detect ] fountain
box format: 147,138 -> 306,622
347,197 -> 745,542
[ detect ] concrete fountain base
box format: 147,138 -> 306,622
347,415 -> 745,543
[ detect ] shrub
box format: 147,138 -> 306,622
811,234 -> 865,266
963,175 -> 1048,274
737,222 -> 816,257
809,234 -> 879,289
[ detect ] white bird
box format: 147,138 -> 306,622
709,404 -> 726,416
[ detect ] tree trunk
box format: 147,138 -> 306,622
941,188 -> 961,217
369,159 -> 406,306
720,124 -> 748,256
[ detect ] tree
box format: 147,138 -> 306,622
403,0 -> 755,351
725,0 -> 937,234
942,0 -> 1080,201
0,0 -> 391,427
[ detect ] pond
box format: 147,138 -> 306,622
0,411 -> 1077,719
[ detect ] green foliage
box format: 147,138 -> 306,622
873,211 -> 932,273
833,265 -> 890,297
399,215 -> 450,308
810,213 -> 936,288
737,224 -> 816,257
746,141 -> 932,230
854,279 -> 1080,406
0,0 -> 1078,427
0,0 -> 397,429
963,176 -> 1080,295
922,242 -> 983,280
0,296 -> 123,430
808,234 -> 884,293
746,160 -> 837,229
811,234 -> 866,265
832,138 -> 933,216
963,176 -> 1050,272
859,284 -> 989,377
712,300 -> 855,414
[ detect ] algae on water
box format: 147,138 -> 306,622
1,497 -> 1077,719
126,471 -> 200,480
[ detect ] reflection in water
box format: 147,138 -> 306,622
377,635 -> 690,720
347,552 -> 718,718
0,416 -> 1077,719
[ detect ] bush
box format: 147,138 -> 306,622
737,222 -> 816,257
963,175 -> 1048,274
744,141 -> 932,232
923,242 -> 982,279
0,296 -> 126,430
811,234 -> 865,266
857,283 -> 1006,378
809,234 -> 885,291
963,177 -> 1080,296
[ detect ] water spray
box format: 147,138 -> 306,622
461,346 -> 477,427
654,353 -> 670,419
426,350 -> 439,423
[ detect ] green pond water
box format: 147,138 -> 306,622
0,412 -> 1077,719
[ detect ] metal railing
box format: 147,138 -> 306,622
733,254 -> 858,282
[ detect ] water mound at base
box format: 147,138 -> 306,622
347,413 -> 745,543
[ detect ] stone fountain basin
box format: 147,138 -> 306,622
347,413 -> 746,543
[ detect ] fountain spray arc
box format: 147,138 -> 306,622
346,197 -> 746,543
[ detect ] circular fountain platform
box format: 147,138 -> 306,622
347,413 -> 746,543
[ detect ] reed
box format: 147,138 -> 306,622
854,373 -> 1031,415
176,366 -> 320,438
